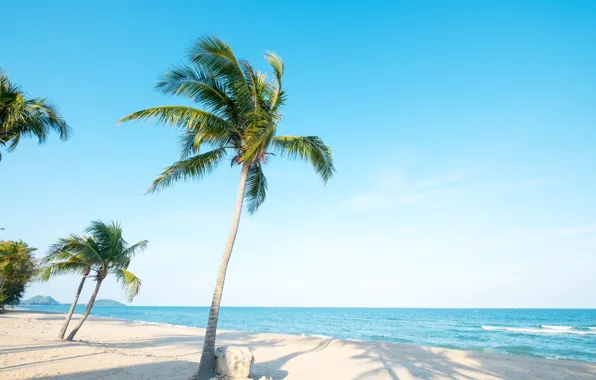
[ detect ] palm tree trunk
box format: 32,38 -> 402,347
58,272 -> 88,339
197,163 -> 250,380
65,275 -> 104,341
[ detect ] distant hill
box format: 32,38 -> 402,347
94,299 -> 125,306
21,295 -> 60,305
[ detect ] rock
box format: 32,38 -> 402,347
208,376 -> 272,380
215,346 -> 254,379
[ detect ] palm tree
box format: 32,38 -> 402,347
120,36 -> 335,379
39,236 -> 100,339
46,221 -> 148,341
0,68 -> 71,161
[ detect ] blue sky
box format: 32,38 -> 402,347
2,0 -> 595,307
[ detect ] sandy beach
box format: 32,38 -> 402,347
0,311 -> 595,379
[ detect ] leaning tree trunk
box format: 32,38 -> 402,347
197,163 -> 250,380
58,269 -> 89,339
65,273 -> 104,341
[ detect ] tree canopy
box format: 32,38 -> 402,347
120,36 -> 334,214
0,69 -> 71,160
0,240 -> 37,307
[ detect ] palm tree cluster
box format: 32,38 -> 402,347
39,220 -> 147,340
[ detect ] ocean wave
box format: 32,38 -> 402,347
482,326 -> 596,335
540,325 -> 573,331
300,333 -> 332,339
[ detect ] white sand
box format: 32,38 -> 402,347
1,311 -> 595,379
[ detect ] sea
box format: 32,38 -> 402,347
21,306 -> 596,363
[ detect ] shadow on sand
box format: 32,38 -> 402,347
344,340 -> 596,380
12,337 -> 596,380
29,361 -> 198,380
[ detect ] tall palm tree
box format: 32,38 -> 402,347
120,36 -> 335,379
46,221 -> 148,341
39,236 -> 100,339
0,68 -> 71,161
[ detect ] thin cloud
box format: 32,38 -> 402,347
555,224 -> 596,237
344,168 -> 475,209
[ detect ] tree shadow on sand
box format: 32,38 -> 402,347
345,340 -> 596,379
1,330 -> 290,379
28,361 -> 198,380
250,337 -> 333,379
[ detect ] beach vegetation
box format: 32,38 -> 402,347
40,236 -> 104,339
42,220 -> 147,341
0,240 -> 37,310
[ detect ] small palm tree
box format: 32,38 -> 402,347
0,68 -> 70,161
39,236 -> 100,339
46,221 -> 147,341
120,36 -> 334,379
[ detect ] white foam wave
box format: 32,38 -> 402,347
589,327 -> 596,331
540,325 -> 573,331
301,333 -> 332,339
482,326 -> 596,335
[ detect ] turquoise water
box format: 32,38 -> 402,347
22,306 -> 596,362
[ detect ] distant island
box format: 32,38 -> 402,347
20,296 -> 125,307
94,299 -> 126,306
21,296 -> 60,305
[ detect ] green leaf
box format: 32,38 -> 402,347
147,148 -> 227,193
271,136 -> 335,183
157,64 -> 233,117
1,68 -> 70,154
245,162 -> 268,214
264,52 -> 285,110
112,268 -> 141,303
38,261 -> 86,282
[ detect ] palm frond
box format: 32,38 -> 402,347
239,60 -> 259,110
24,98 -> 70,140
244,162 -> 268,214
38,261 -> 86,282
85,220 -> 125,263
119,106 -> 230,132
241,111 -> 277,163
271,136 -> 335,183
112,268 -> 141,302
120,106 -> 235,151
47,234 -> 103,264
147,147 -> 227,193
264,52 -> 285,110
188,37 -> 254,116
179,129 -> 202,158
41,250 -> 79,265
156,64 -> 237,120
120,240 -> 149,263
189,36 -> 244,82
0,70 -> 70,153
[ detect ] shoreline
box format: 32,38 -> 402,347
16,306 -> 596,363
2,310 -> 596,379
